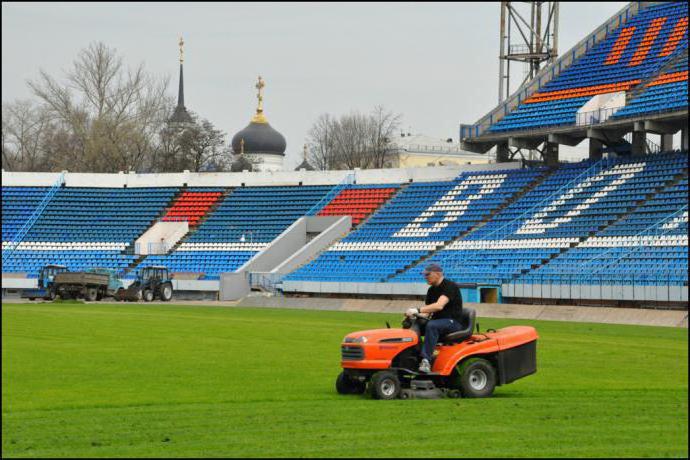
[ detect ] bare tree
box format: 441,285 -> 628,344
1,100 -> 54,171
306,106 -> 401,170
26,41 -> 172,172
306,113 -> 337,170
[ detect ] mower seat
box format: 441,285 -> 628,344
441,308 -> 476,344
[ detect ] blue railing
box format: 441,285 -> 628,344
2,172 -> 65,265
305,173 -> 355,216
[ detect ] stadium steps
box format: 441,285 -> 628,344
122,186 -> 187,256
386,167 -> 555,280
164,187 -> 234,254
626,47 -> 689,103
518,166 -> 689,278
352,182 -> 411,231
122,255 -> 147,277
278,183 -> 413,278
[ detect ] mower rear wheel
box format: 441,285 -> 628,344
369,371 -> 401,400
335,372 -> 366,395
455,358 -> 496,398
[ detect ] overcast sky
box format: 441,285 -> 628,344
2,2 -> 628,168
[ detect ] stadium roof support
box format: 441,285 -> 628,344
498,1 -> 559,104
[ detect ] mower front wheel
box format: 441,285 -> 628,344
369,371 -> 401,400
335,371 -> 366,395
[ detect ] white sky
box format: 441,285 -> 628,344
2,2 -> 629,168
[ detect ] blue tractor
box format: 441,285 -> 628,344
118,266 -> 173,302
21,264 -> 68,300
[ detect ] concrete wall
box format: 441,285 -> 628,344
272,216 -> 351,274
135,221 -> 188,255
237,216 -> 348,274
2,162 -> 522,189
219,273 -> 250,301
503,283 -> 689,303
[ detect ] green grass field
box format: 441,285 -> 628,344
2,302 -> 688,458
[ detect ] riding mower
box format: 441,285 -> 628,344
336,308 -> 538,399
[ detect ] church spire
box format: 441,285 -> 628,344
169,36 -> 193,125
251,75 -> 268,124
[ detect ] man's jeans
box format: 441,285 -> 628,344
420,318 -> 463,362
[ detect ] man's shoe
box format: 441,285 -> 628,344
418,358 -> 431,373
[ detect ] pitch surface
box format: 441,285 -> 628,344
2,303 -> 688,457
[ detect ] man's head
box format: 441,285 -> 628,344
422,263 -> 444,286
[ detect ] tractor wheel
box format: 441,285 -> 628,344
85,287 -> 98,302
143,289 -> 154,302
116,288 -> 125,302
335,372 -> 366,395
369,371 -> 401,400
455,358 -> 497,398
160,283 -> 173,302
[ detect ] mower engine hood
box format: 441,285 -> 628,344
344,328 -> 418,344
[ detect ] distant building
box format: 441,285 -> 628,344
388,133 -> 492,167
231,76 -> 286,172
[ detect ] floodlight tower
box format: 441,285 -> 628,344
498,1 -> 559,103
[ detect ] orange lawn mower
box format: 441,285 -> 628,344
336,308 -> 538,399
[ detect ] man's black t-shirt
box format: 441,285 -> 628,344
425,278 -> 463,321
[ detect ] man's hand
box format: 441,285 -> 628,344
405,307 -> 419,317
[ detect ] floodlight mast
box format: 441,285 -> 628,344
498,1 -> 559,103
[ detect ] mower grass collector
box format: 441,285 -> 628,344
336,308 -> 538,399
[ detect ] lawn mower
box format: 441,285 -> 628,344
336,308 -> 538,399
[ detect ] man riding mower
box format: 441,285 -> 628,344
336,264 -> 538,399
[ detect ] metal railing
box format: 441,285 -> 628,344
2,172 -> 65,265
305,172 -> 355,216
249,272 -> 284,295
575,106 -> 624,126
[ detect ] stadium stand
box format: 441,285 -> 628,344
2,187 -> 177,276
392,151 -> 688,285
134,185 -> 333,279
285,168 -> 545,282
487,2 -> 688,132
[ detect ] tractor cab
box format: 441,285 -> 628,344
139,266 -> 170,282
39,264 -> 68,288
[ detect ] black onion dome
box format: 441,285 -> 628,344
230,155 -> 254,172
231,121 -> 286,156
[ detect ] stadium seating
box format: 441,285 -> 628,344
612,52 -> 688,119
2,187 -> 177,277
488,2 -> 688,132
162,189 -> 224,226
391,151 -> 688,285
317,184 -> 398,226
285,168 -> 544,282
135,185 -> 333,279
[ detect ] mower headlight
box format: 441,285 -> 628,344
351,336 -> 368,343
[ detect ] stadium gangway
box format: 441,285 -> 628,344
445,159 -> 608,281
2,172 -> 65,265
305,172 -> 355,216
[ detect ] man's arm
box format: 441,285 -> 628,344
419,295 -> 449,314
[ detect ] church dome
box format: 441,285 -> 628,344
231,121 -> 286,156
231,75 -> 286,157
